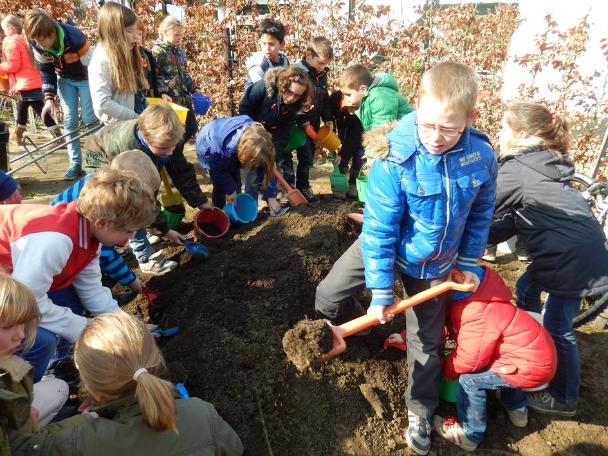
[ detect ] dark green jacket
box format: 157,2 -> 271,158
84,119 -> 207,208
356,73 -> 413,132
1,356 -> 34,456
10,397 -> 243,456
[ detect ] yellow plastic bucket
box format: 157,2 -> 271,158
317,126 -> 341,151
146,97 -> 189,125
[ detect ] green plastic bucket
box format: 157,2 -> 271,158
330,162 -> 349,194
356,170 -> 368,203
284,126 -> 307,153
439,349 -> 459,402
162,204 -> 185,230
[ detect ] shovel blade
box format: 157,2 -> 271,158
288,189 -> 308,207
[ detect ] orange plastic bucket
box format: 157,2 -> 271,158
317,126 -> 341,151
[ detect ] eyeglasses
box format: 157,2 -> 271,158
417,122 -> 464,138
283,87 -> 304,100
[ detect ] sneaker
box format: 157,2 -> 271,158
527,390 -> 577,417
481,245 -> 497,262
432,415 -> 478,452
139,253 -> 178,275
405,411 -> 432,455
506,406 -> 528,427
147,232 -> 161,245
299,187 -> 320,205
64,164 -> 83,181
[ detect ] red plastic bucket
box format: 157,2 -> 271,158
194,208 -> 230,240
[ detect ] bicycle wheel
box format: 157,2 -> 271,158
573,292 -> 608,327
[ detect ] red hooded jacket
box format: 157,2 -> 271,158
444,267 -> 557,388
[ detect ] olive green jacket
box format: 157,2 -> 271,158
84,119 -> 207,208
1,356 -> 34,456
10,397 -> 243,456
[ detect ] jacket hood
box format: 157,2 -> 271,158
264,66 -> 284,98
451,266 -> 513,307
369,73 -> 399,91
503,146 -> 574,181
362,121 -> 398,159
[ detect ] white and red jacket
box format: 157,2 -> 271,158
444,266 -> 557,389
0,202 -> 119,341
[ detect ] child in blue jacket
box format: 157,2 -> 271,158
195,116 -> 276,210
315,62 -> 497,455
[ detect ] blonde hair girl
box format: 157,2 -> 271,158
0,274 -> 68,441
88,2 -> 148,124
237,123 -> 275,189
11,312 -> 244,455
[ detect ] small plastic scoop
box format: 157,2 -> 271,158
317,273 -> 474,364
153,326 -> 180,337
142,287 -> 160,309
274,167 -> 307,207
183,239 -> 209,258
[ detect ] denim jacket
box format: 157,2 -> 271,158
361,112 -> 497,305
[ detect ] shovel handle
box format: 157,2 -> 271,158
160,167 -> 176,199
339,279 -> 474,338
273,167 -> 294,192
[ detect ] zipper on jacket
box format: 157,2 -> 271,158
420,154 -> 451,278
516,210 -> 534,226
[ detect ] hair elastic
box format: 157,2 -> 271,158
132,368 -> 148,381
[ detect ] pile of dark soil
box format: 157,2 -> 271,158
123,200 -> 608,455
282,318 -> 334,371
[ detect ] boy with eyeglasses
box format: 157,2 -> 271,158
314,62 -> 497,455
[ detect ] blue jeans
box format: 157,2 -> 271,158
18,286 -> 84,383
57,77 -> 97,165
457,369 -> 527,444
129,227 -> 155,263
515,271 -> 581,403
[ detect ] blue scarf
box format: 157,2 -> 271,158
136,130 -> 172,166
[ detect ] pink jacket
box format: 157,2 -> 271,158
0,34 -> 42,93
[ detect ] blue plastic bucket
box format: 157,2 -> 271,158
192,94 -> 212,115
223,193 -> 258,224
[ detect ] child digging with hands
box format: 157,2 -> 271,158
196,116 -> 276,209
10,312 -> 243,455
0,274 -> 68,455
433,266 -> 557,451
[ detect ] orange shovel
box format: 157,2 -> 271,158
317,273 -> 474,364
273,167 -> 307,207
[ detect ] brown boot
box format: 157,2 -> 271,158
49,126 -> 66,148
10,124 -> 26,146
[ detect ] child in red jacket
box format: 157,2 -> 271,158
433,266 -> 557,451
0,15 -> 61,145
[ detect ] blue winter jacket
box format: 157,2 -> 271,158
196,115 -> 275,198
361,113 -> 497,306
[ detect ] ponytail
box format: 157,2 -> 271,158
134,370 -> 177,432
504,102 -> 569,159
74,312 -> 178,433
